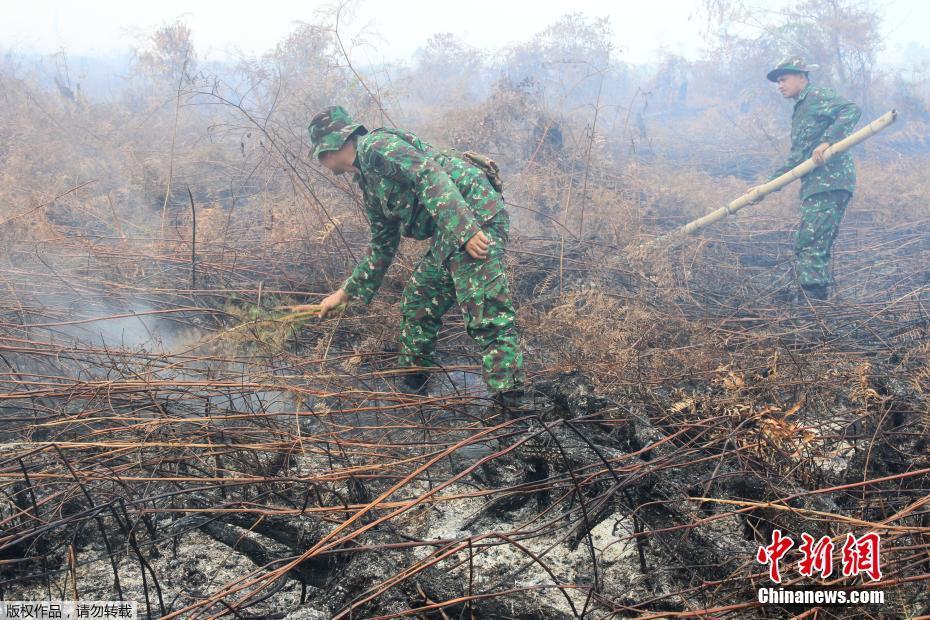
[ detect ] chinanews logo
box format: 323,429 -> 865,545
755,529 -> 885,607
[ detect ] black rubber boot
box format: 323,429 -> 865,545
774,287 -> 802,305
801,284 -> 829,301
398,371 -> 430,395
494,388 -> 542,418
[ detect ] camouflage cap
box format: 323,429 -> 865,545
766,57 -> 819,82
308,105 -> 367,160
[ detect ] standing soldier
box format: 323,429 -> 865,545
760,58 -> 861,301
308,106 -> 529,411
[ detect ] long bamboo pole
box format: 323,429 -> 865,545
657,109 -> 898,243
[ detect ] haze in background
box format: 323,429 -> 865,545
3,0 -> 928,68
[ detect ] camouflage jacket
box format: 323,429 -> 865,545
767,84 -> 862,200
342,128 -> 506,304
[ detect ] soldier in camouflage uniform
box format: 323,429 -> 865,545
308,106 -> 527,404
761,58 -> 861,301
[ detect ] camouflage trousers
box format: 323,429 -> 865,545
397,210 -> 525,393
795,190 -> 851,288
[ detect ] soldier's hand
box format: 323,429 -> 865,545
812,142 -> 831,165
319,289 -> 348,319
465,230 -> 491,260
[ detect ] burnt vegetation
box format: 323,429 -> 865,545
2,1 -> 930,618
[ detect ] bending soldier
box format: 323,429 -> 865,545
308,106 -> 529,411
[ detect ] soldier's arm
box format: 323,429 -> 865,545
820,89 -> 862,145
342,208 -> 401,305
360,134 -> 482,251
767,147 -> 806,183
766,117 -> 805,182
